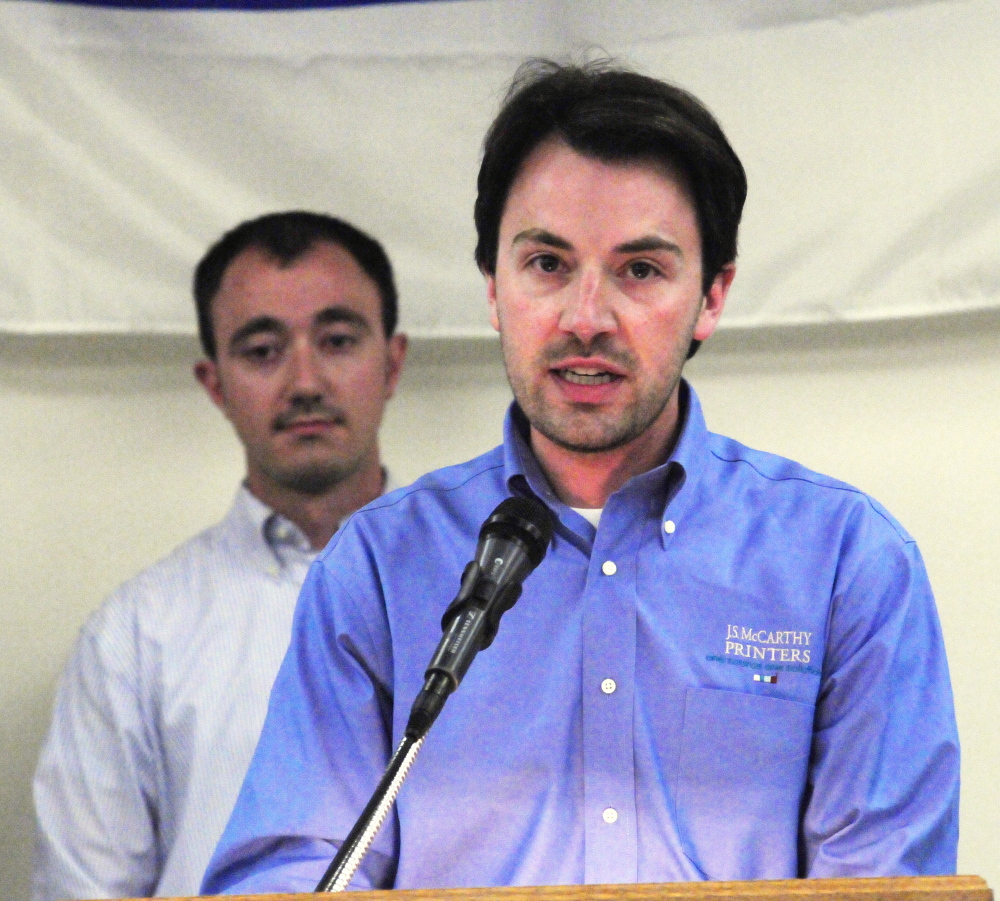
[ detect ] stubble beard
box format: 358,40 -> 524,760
264,453 -> 363,496
255,431 -> 369,498
261,396 -> 367,496
501,327 -> 693,455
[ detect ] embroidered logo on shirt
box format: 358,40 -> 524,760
704,624 -> 822,677
724,624 -> 812,663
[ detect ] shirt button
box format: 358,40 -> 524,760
664,520 -> 676,534
602,807 -> 618,824
601,678 -> 617,694
602,560 -> 617,576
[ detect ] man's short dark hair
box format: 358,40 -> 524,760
474,60 -> 747,355
194,211 -> 398,359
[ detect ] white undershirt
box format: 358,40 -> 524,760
571,506 -> 603,528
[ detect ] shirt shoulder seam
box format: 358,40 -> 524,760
320,457 -> 506,562
349,458 -> 506,516
709,447 -> 914,545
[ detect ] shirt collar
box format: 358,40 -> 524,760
663,379 -> 710,507
229,485 -> 314,572
501,403 -> 560,507
499,380 -> 709,540
229,469 -> 395,566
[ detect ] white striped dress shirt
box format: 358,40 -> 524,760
32,486 -> 325,899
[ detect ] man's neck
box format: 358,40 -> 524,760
246,459 -> 385,551
529,391 -> 683,509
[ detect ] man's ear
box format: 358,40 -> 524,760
384,333 -> 408,399
693,264 -> 736,342
194,359 -> 226,411
486,273 -> 500,332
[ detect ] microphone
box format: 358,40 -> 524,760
405,495 -> 555,739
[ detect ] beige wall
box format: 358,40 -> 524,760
2,319 -> 997,899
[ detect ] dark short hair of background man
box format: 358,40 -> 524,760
203,61 -> 959,893
31,210 -> 407,900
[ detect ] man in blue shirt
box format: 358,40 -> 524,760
203,61 -> 959,893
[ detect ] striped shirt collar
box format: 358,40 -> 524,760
232,469 -> 395,567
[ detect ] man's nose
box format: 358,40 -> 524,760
285,341 -> 325,397
558,268 -> 617,344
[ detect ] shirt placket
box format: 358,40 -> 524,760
581,515 -> 638,884
265,516 -> 317,581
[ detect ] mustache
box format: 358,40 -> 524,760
540,334 -> 636,371
272,396 -> 347,432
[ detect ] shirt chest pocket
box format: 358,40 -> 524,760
675,686 -> 814,880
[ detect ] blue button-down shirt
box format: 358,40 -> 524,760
203,384 -> 959,893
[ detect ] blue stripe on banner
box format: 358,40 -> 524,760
30,0 -> 453,9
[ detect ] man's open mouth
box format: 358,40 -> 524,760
557,367 -> 618,386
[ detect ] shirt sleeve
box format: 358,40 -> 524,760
201,538 -> 397,895
803,505 -> 960,875
32,596 -> 162,901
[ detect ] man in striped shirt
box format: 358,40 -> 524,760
31,211 -> 407,900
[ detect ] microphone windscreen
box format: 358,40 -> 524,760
479,496 -> 554,568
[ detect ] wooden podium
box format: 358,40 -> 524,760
115,875 -> 992,901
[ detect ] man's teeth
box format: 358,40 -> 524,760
561,368 -> 614,385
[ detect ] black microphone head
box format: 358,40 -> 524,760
479,496 -> 555,569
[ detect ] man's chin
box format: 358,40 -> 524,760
522,384 -> 677,457
532,418 -> 644,455
268,460 -> 360,496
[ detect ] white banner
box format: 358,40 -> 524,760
1,0 -> 997,337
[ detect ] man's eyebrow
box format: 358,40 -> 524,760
511,228 -> 573,251
229,316 -> 284,351
315,306 -> 372,333
615,235 -> 683,257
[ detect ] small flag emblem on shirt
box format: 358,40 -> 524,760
754,674 -> 778,684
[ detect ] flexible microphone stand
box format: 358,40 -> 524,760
314,497 -> 554,892
314,732 -> 425,892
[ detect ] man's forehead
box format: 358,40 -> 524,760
213,242 -> 380,332
222,241 -> 363,291
499,140 -> 699,251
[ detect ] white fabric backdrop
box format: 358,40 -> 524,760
1,0 -> 998,337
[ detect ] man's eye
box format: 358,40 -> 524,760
322,333 -> 357,351
531,254 -> 562,274
240,343 -> 279,363
628,261 -> 659,280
